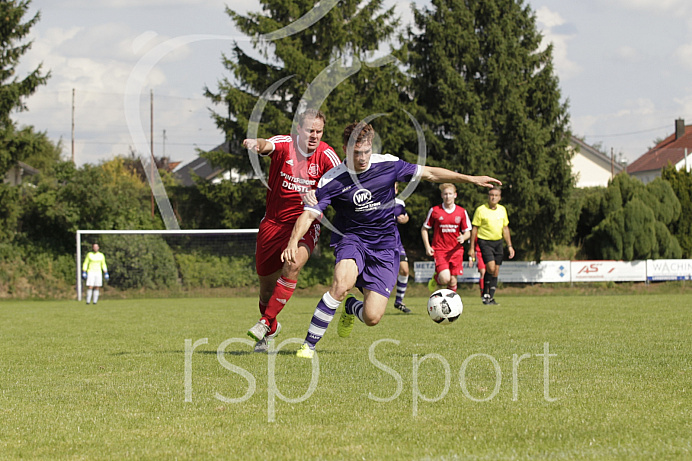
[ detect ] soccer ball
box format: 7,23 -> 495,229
427,289 -> 464,324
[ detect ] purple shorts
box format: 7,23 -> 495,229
335,238 -> 399,298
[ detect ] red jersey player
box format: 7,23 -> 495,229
421,183 -> 471,292
244,109 -> 341,352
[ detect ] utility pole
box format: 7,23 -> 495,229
610,147 -> 614,180
71,88 -> 75,164
150,89 -> 155,218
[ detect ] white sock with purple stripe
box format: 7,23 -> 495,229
305,292 -> 340,348
395,275 -> 408,305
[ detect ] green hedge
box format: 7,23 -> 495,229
0,243 -> 74,298
0,238 -> 339,298
176,253 -> 256,288
93,234 -> 178,290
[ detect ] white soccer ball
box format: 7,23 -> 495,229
427,289 -> 464,324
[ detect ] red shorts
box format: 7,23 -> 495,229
475,242 -> 486,271
433,246 -> 465,276
255,219 -> 320,276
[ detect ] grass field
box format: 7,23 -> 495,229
0,292 -> 690,460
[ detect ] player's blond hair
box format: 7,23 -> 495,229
297,109 -> 326,127
439,183 -> 456,193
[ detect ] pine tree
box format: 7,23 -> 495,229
0,0 -> 50,176
403,0 -> 574,261
661,165 -> 692,258
206,0 -> 407,171
583,173 -> 682,260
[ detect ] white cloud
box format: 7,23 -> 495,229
61,0 -> 228,8
673,89 -> 692,120
609,0 -> 692,14
534,7 -> 563,28
572,97 -> 680,161
674,43 -> 692,71
534,7 -> 581,80
615,45 -> 643,63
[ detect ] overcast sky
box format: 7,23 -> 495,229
14,0 -> 692,168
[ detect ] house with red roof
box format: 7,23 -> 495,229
627,119 -> 692,184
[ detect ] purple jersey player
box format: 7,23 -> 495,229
282,121 -> 502,359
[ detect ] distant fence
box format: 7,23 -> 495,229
413,259 -> 692,284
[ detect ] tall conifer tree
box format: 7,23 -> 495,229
0,0 -> 49,176
404,0 -> 574,260
207,0 -> 408,168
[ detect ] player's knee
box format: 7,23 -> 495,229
328,286 -> 350,302
363,313 -> 382,326
282,262 -> 302,279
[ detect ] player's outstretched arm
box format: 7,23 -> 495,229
421,166 -> 501,189
281,210 -> 319,264
242,138 -> 274,155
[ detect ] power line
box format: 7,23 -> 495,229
71,140 -> 222,147
585,124 -> 671,139
30,88 -> 213,101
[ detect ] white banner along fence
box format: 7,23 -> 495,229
413,259 -> 692,284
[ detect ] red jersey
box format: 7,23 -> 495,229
262,135 -> 340,224
422,204 -> 471,251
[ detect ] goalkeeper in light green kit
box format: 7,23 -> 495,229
82,243 -> 109,304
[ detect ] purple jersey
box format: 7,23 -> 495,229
306,154 -> 421,249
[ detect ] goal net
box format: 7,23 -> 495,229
76,229 -> 258,300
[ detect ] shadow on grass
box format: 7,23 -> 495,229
111,349 -> 338,357
200,349 -> 338,357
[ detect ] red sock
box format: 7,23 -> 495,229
259,300 -> 268,316
479,277 -> 484,295
449,285 -> 458,292
263,277 -> 297,332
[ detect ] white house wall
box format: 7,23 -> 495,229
675,156 -> 691,173
571,151 -> 614,187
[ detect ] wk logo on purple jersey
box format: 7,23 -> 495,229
353,189 -> 373,205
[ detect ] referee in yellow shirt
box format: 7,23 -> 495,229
469,187 -> 514,305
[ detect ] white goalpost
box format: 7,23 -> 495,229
76,229 -> 259,301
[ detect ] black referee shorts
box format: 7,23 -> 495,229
477,239 -> 504,265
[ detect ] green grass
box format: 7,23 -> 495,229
0,293 -> 690,460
